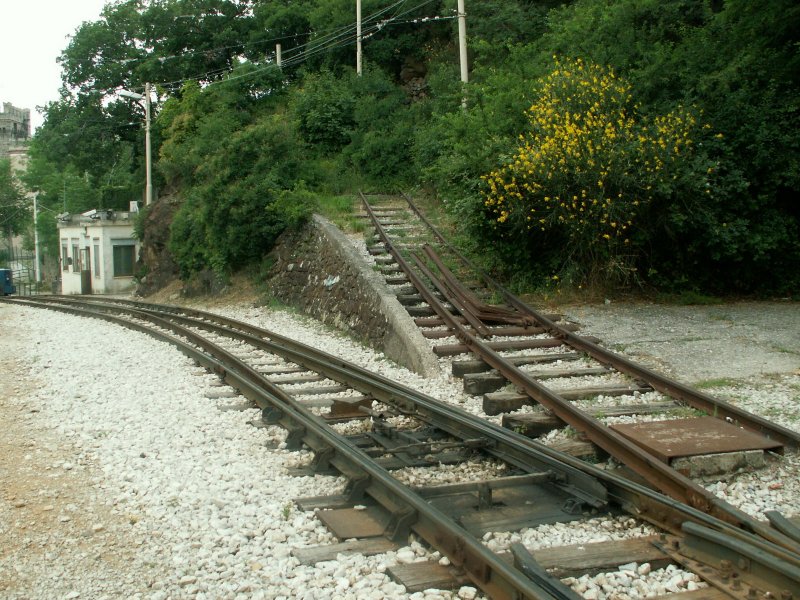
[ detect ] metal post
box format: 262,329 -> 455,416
276,43 -> 282,67
458,0 -> 468,85
144,82 -> 153,206
33,194 -> 41,283
356,0 -> 362,76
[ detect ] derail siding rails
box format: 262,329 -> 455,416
5,295 -> 799,599
359,192 -> 800,555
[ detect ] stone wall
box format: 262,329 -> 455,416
267,215 -> 439,377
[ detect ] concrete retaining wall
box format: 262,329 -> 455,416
267,215 -> 439,377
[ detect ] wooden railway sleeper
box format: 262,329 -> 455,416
13,295 -> 800,599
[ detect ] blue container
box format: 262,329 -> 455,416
0,269 -> 15,295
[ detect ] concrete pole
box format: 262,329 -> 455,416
144,82 -> 153,206
356,0 -> 362,76
458,0 -> 468,84
33,193 -> 41,283
276,43 -> 282,67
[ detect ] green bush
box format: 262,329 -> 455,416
168,112 -> 316,278
481,58 -> 714,286
292,71 -> 356,152
344,69 -> 416,187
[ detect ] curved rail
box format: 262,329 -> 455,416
3,296 -> 564,599
4,295 -> 799,597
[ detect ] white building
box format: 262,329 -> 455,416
57,209 -> 139,295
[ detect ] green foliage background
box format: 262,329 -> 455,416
22,0 -> 800,294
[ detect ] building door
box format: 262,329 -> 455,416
80,247 -> 92,294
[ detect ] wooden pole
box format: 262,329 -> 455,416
357,0 -> 363,75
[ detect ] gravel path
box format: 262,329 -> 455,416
564,300 -> 800,382
1,298 -> 798,599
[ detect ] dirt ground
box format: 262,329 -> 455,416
0,315 -> 155,598
2,293 -> 797,598
563,300 -> 800,383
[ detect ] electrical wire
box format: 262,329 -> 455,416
136,0 -> 411,89
104,0 -> 445,93
54,0 -> 452,135
243,0 -> 440,74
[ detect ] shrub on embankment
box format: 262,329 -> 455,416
23,0 -> 800,296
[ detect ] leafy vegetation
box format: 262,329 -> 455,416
20,0 -> 800,295
1,159 -> 30,246
481,58 -> 715,287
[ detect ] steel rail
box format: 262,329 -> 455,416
6,295 -> 800,574
362,193 -> 800,554
399,192 -> 800,450
35,294 -> 607,504
1,296 -> 566,600
121,300 -> 800,565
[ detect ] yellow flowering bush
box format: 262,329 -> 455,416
481,57 -> 706,283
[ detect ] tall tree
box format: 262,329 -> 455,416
0,159 -> 30,248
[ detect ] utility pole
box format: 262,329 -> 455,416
458,0 -> 468,85
144,82 -> 153,206
276,43 -> 282,67
33,194 -> 41,283
356,0 -> 363,76
119,84 -> 153,206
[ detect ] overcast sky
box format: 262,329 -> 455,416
0,0 -> 110,132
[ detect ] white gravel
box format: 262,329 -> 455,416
1,304 -> 466,600
1,297 -> 798,599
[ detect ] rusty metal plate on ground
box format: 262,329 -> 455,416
315,506 -> 390,540
609,417 -> 783,463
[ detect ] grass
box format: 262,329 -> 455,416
694,378 -> 739,389
666,406 -> 708,418
769,344 -> 799,355
314,193 -> 363,232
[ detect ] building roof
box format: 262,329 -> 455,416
56,209 -> 138,229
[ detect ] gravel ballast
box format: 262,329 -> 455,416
1,299 -> 798,599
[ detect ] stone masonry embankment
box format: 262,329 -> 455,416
267,215 -> 439,377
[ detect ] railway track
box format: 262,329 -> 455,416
358,193 -> 800,540
3,295 -> 799,599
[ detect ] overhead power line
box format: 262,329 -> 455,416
57,1 -> 463,135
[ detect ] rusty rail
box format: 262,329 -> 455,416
6,293 -> 799,596
363,192 -> 800,553
399,192 -> 800,450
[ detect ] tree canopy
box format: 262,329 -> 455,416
1,159 -> 29,243
23,0 -> 800,295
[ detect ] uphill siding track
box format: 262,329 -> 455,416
3,295 -> 799,600
358,192 -> 800,555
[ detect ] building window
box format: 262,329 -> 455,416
93,242 -> 100,277
61,242 -> 68,272
113,244 -> 135,277
71,244 -> 80,272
